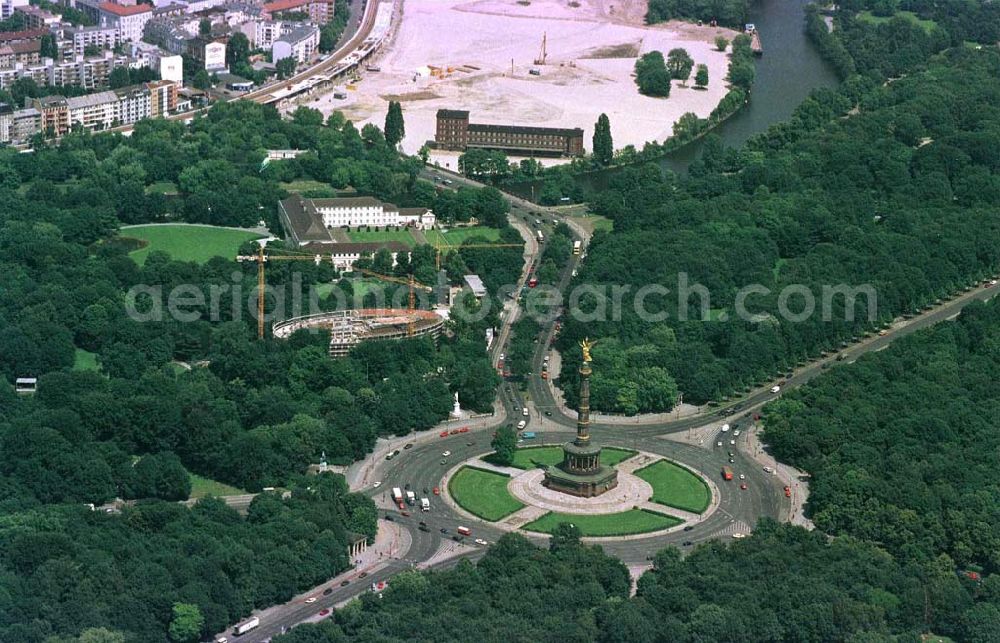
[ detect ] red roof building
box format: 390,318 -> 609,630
97,2 -> 152,16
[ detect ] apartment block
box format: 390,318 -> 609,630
146,78 -> 177,117
14,5 -> 60,29
97,2 -> 152,42
272,23 -> 317,64
262,0 -> 334,24
65,25 -> 121,54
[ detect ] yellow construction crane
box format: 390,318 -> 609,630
236,244 -> 330,340
534,32 -> 547,65
354,267 -> 433,337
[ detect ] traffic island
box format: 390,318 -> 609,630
447,466 -> 525,521
633,459 -> 712,514
522,509 -> 682,537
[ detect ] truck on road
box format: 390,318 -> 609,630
420,497 -> 430,511
722,466 -> 734,481
573,240 -> 581,255
392,487 -> 403,505
405,490 -> 416,505
234,617 -> 259,636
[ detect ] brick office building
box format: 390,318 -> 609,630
435,109 -> 584,157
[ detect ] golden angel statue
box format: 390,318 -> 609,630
580,338 -> 595,363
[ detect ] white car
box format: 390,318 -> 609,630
305,597 -> 317,604
442,451 -> 451,457
499,352 -> 505,360
770,385 -> 781,393
373,481 -> 381,488
732,533 -> 746,539
763,466 -> 774,474
721,424 -> 730,432
739,474 -> 746,480
474,538 -> 488,546
730,439 -> 736,445
733,429 -> 740,437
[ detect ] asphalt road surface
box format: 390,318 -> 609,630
221,167 -> 1000,642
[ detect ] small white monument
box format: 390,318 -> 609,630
450,391 -> 462,419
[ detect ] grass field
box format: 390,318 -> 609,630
503,446 -> 635,470
634,460 -> 712,514
73,348 -> 99,372
280,179 -> 332,192
145,181 -> 179,195
346,229 -> 417,246
448,466 -> 524,521
123,224 -> 264,265
189,473 -> 246,499
858,10 -> 935,32
522,508 -> 681,536
569,214 -> 613,234
425,226 -> 502,246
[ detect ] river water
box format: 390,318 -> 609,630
507,0 -> 840,198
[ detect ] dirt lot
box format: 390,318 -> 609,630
311,0 -> 738,164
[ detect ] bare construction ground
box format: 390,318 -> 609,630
311,0 -> 739,165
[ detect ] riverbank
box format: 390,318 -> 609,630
313,0 -> 739,161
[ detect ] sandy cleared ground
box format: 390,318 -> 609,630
310,0 -> 738,164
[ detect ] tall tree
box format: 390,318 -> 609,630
666,48 -> 694,81
695,63 -> 709,88
168,603 -> 204,643
593,113 -> 613,165
276,57 -> 296,80
226,32 -> 250,67
384,101 -> 405,147
490,425 -> 517,466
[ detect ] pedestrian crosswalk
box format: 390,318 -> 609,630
716,520 -> 752,537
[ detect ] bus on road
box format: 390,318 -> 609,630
573,240 -> 581,255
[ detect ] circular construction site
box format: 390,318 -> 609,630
272,308 -> 445,356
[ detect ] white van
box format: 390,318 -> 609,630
522,408 -> 529,417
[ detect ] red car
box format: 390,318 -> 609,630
459,427 -> 469,433
740,483 -> 747,490
318,609 -> 331,617
784,486 -> 792,498
432,487 -> 440,495
439,431 -> 449,438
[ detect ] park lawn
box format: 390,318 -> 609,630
523,508 -> 681,537
858,10 -> 935,32
569,213 -> 613,234
448,466 -> 524,521
635,460 -> 711,514
73,348 -> 100,372
145,181 -> 179,195
506,445 -> 635,470
123,224 -> 263,265
280,179 -> 332,192
346,229 -> 417,246
189,473 -> 246,499
425,226 -> 502,247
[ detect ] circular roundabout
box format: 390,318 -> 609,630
442,445 -> 719,540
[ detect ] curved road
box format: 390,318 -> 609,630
226,166 -> 1000,642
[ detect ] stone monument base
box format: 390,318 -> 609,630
543,464 -> 619,498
